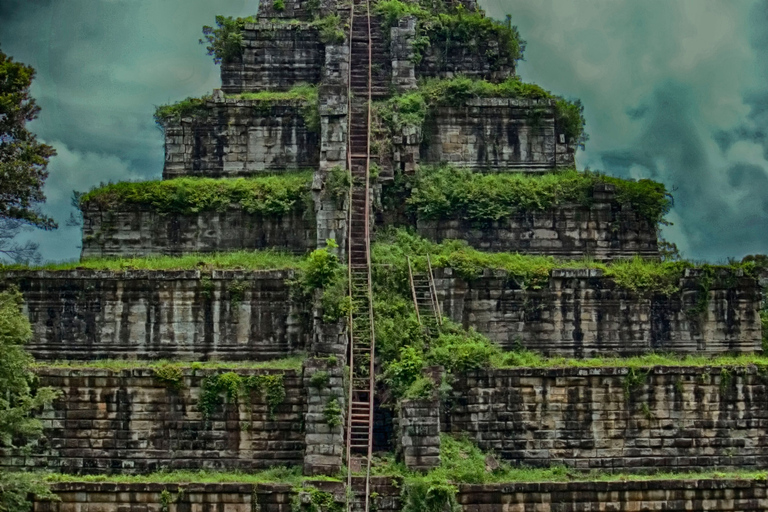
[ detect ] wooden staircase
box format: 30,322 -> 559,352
407,255 -> 443,334
345,0 -> 377,510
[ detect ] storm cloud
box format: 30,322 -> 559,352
1,0 -> 767,261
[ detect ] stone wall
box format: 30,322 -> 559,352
420,98 -> 575,171
416,33 -> 516,81
7,266 -> 760,362
81,204 -> 316,258
162,98 -> 318,178
221,23 -> 324,94
417,183 -> 658,258
3,367 -> 305,474
448,366 -> 768,471
302,357 -> 346,476
435,268 -> 762,357
6,270 -> 307,361
35,478 -> 768,511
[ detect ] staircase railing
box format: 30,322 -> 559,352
345,0 -> 375,509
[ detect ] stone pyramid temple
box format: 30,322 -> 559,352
4,0 -> 768,510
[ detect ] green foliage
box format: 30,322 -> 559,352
374,1 -> 524,67
199,372 -> 287,421
310,371 -> 330,389
3,250 -> 305,272
36,357 -> 304,372
0,48 -> 57,229
0,288 -> 59,511
200,15 -> 257,64
273,0 -> 286,11
324,166 -> 352,203
0,471 -> 58,512
406,166 -> 672,227
0,288 -> 59,446
622,367 -> 649,398
293,242 -> 351,323
311,15 -> 346,44
374,76 -> 587,147
303,243 -> 342,289
44,467 -> 309,484
153,364 -> 184,390
154,96 -> 210,125
297,487 -> 344,512
230,84 -> 320,133
80,173 -> 312,217
323,398 -> 342,427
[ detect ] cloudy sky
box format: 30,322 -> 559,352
1,0 -> 767,262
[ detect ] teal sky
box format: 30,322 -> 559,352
1,0 -> 767,262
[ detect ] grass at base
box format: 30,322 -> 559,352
493,351 -> 768,370
37,466 -> 768,486
34,356 -> 305,372
1,250 -> 307,272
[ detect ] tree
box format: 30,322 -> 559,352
0,47 -> 56,230
0,289 -> 58,510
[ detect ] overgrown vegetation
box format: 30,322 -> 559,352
367,229 -> 760,400
374,0 -> 524,67
199,372 -> 287,420
36,357 -> 304,372
404,166 -> 672,227
79,173 -> 312,216
154,96 -> 211,125
374,76 -> 587,149
230,84 -> 320,133
0,289 -> 59,511
200,15 -> 258,64
0,250 -> 306,272
44,467 -> 310,484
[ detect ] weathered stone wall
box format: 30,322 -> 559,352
162,98 -> 318,179
436,268 -> 762,356
7,267 -> 760,362
81,204 -> 316,258
37,482 -> 296,512
35,478 -> 768,511
420,98 -> 575,171
417,184 -> 659,258
6,270 -> 308,361
221,23 -> 324,94
448,366 -> 768,471
416,34 -> 516,82
3,368 -> 305,474
303,357 -> 346,476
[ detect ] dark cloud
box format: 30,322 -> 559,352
2,0 -> 768,261
0,0 -> 256,260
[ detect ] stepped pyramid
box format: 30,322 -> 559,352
3,0 -> 768,510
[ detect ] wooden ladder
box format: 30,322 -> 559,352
407,255 -> 443,334
346,0 -> 376,510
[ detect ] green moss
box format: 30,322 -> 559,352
323,398 -> 342,427
80,173 -> 312,216
35,357 -> 304,372
44,467 -> 309,484
153,364 -> 185,390
405,166 -> 672,227
374,76 -> 587,148
2,250 -> 305,272
154,96 -> 211,125
199,372 -> 287,421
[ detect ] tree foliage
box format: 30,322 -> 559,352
0,288 -> 59,511
0,48 -> 56,230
